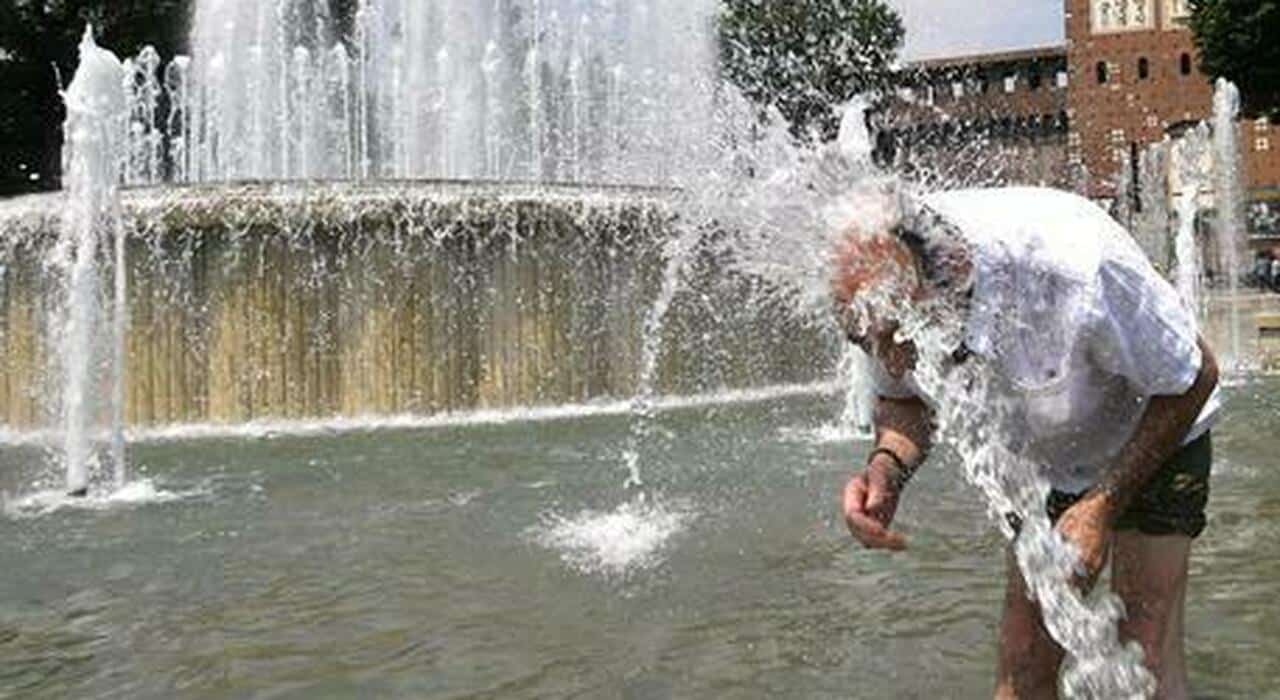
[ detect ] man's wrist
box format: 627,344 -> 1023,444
1079,484 -> 1123,525
867,447 -> 914,487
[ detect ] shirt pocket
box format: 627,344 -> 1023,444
1003,355 -> 1079,437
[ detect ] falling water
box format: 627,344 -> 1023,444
835,345 -> 874,437
56,28 -> 128,494
120,0 -> 719,186
1171,123 -> 1213,317
1133,139 -> 1172,273
1211,78 -> 1247,370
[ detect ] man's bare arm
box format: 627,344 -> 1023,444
843,394 -> 935,550
871,395 -> 935,484
1057,336 -> 1218,582
1093,336 -> 1219,515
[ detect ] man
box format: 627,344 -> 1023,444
832,187 -> 1220,699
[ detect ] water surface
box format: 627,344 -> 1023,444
2,380 -> 1277,698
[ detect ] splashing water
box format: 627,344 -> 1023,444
531,497 -> 694,578
132,0 -> 722,185
1211,78 -> 1248,373
2,478 -> 202,519
56,27 -> 129,495
1171,123 -> 1212,319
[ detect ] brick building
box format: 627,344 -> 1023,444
1065,0 -> 1280,198
872,46 -> 1073,189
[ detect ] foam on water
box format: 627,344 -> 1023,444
2,478 -> 200,519
778,422 -> 871,446
0,382 -> 836,447
531,496 -> 694,578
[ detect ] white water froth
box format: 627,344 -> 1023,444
56,27 -> 129,494
0,382 -> 837,447
2,478 -> 200,519
532,496 -> 694,577
1211,78 -> 1249,374
779,346 -> 875,445
778,422 -> 871,446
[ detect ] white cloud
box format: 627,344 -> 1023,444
887,0 -> 1065,61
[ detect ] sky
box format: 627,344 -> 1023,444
888,0 -> 1065,61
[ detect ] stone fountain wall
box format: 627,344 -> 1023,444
0,183 -> 836,430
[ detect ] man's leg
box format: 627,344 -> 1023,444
1111,531 -> 1193,700
995,548 -> 1065,700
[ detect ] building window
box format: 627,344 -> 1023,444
1138,57 -> 1150,80
1004,74 -> 1017,93
1257,137 -> 1271,152
1094,0 -> 1155,32
1146,113 -> 1160,128
952,81 -> 965,99
1029,71 -> 1043,91
1056,70 -> 1069,88
1097,61 -> 1109,84
1180,53 -> 1193,75
1257,117 -> 1271,132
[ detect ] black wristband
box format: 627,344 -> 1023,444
868,447 -> 913,485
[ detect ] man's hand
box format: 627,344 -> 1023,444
842,457 -> 907,551
1055,492 -> 1116,589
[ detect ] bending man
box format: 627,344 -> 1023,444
832,187 -> 1220,699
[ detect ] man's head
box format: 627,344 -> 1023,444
830,227 -> 924,379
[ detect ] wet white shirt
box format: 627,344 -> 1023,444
873,187 -> 1222,493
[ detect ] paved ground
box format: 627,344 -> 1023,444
1205,289 -> 1280,371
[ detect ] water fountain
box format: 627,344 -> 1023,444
0,4 -> 1272,698
1211,78 -> 1248,371
141,0 -> 720,186
54,28 -> 129,496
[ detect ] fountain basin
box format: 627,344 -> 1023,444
0,181 -> 836,432
2,384 -> 1278,696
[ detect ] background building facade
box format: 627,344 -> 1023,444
876,0 -> 1280,241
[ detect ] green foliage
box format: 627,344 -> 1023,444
0,0 -> 191,195
1189,0 -> 1280,117
719,0 -> 904,141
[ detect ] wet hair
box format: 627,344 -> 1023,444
889,203 -> 966,292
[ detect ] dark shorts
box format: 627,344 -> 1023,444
1046,432 -> 1213,539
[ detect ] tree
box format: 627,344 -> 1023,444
0,0 -> 190,196
1189,0 -> 1280,117
719,0 -> 905,141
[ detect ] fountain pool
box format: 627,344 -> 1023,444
2,376 -> 1278,697
1,1 -> 1275,696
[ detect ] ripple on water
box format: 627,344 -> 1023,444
530,497 -> 695,578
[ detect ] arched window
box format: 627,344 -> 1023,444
1180,53 -> 1193,75
1138,57 -> 1150,80
1096,61 -> 1109,84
